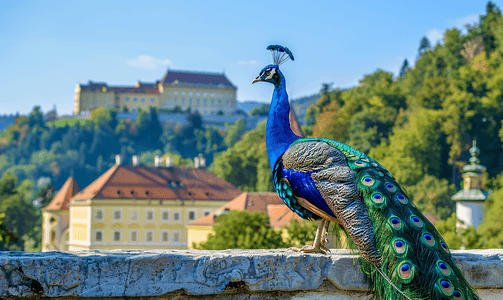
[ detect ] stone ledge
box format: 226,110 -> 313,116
0,249 -> 501,299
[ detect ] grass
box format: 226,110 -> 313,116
48,118 -> 90,127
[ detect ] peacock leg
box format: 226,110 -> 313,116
322,220 -> 330,246
288,219 -> 330,254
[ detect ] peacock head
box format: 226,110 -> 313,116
252,45 -> 294,87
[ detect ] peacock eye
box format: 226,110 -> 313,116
265,71 -> 271,76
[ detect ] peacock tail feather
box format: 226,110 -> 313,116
298,138 -> 480,300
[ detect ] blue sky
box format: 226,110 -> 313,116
0,0 -> 488,115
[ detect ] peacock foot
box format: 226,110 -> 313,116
288,244 -> 331,254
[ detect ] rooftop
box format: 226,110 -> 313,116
160,69 -> 236,89
44,176 -> 80,211
70,165 -> 242,203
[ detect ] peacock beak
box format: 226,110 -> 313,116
252,76 -> 262,84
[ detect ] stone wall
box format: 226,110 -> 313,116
0,249 -> 501,299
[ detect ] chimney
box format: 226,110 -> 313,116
194,157 -> 200,168
132,155 -> 139,166
115,155 -> 122,165
154,156 -> 161,167
166,156 -> 173,167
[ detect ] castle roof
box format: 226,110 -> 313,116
189,192 -> 302,228
160,70 -> 236,89
70,165 -> 242,202
44,176 -> 80,211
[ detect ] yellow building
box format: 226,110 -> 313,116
42,176 -> 81,251
187,192 -> 302,249
74,70 -> 238,116
65,159 -> 242,251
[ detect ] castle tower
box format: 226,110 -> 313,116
451,140 -> 488,228
42,176 -> 80,251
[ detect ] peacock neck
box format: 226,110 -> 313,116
266,77 -> 300,171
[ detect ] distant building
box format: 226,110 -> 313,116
42,176 -> 81,251
61,155 -> 241,251
74,70 -> 237,116
186,192 -> 303,249
452,140 -> 488,228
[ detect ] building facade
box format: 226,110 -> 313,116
74,70 -> 237,116
65,158 -> 242,251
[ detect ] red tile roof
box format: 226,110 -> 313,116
44,177 -> 80,211
71,165 -> 242,202
189,192 -> 301,228
160,70 -> 236,89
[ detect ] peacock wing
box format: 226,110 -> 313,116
281,139 -> 382,266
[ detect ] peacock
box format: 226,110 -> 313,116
252,45 -> 479,300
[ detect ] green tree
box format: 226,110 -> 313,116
197,210 -> 285,250
284,219 -> 318,248
249,104 -> 270,116
417,36 -> 431,59
399,59 -> 409,78
224,118 -> 246,147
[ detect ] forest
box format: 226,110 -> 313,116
1,2 -> 503,251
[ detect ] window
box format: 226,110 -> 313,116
95,209 -> 104,221
189,100 -> 192,105
130,230 -> 138,242
226,101 -> 229,107
146,230 -> 153,242
203,100 -> 207,106
133,98 -> 137,102
189,92 -> 193,96
196,100 -> 200,105
211,101 -> 214,106
188,210 -> 196,221
174,91 -> 179,95
130,209 -> 138,221
218,93 -> 222,97
173,211 -> 180,222
150,98 -> 155,102
162,210 -> 169,222
146,209 -> 154,221
174,99 -> 178,105
181,91 -> 186,95
113,209 -> 122,221
162,230 -> 169,242
125,97 -> 130,101
182,99 -> 185,105
141,98 -> 145,102
210,93 -> 215,97
113,230 -> 121,241
203,210 -> 212,217
95,230 -> 103,241
173,231 -> 181,243
203,93 -> 208,96
116,96 -> 120,100
218,101 -> 221,106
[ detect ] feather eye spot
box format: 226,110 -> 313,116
423,233 -> 435,246
441,241 -> 450,253
361,158 -> 369,162
453,290 -> 463,300
371,162 -> 378,167
397,261 -> 414,282
396,193 -> 408,204
377,171 -> 384,177
409,201 -> 416,208
362,176 -> 375,186
385,183 -> 397,192
354,161 -> 366,167
388,217 -> 402,230
439,280 -> 453,296
371,193 -> 385,204
393,239 -> 406,255
410,215 -> 423,227
437,261 -> 451,276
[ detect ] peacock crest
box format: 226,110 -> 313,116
267,45 -> 294,65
